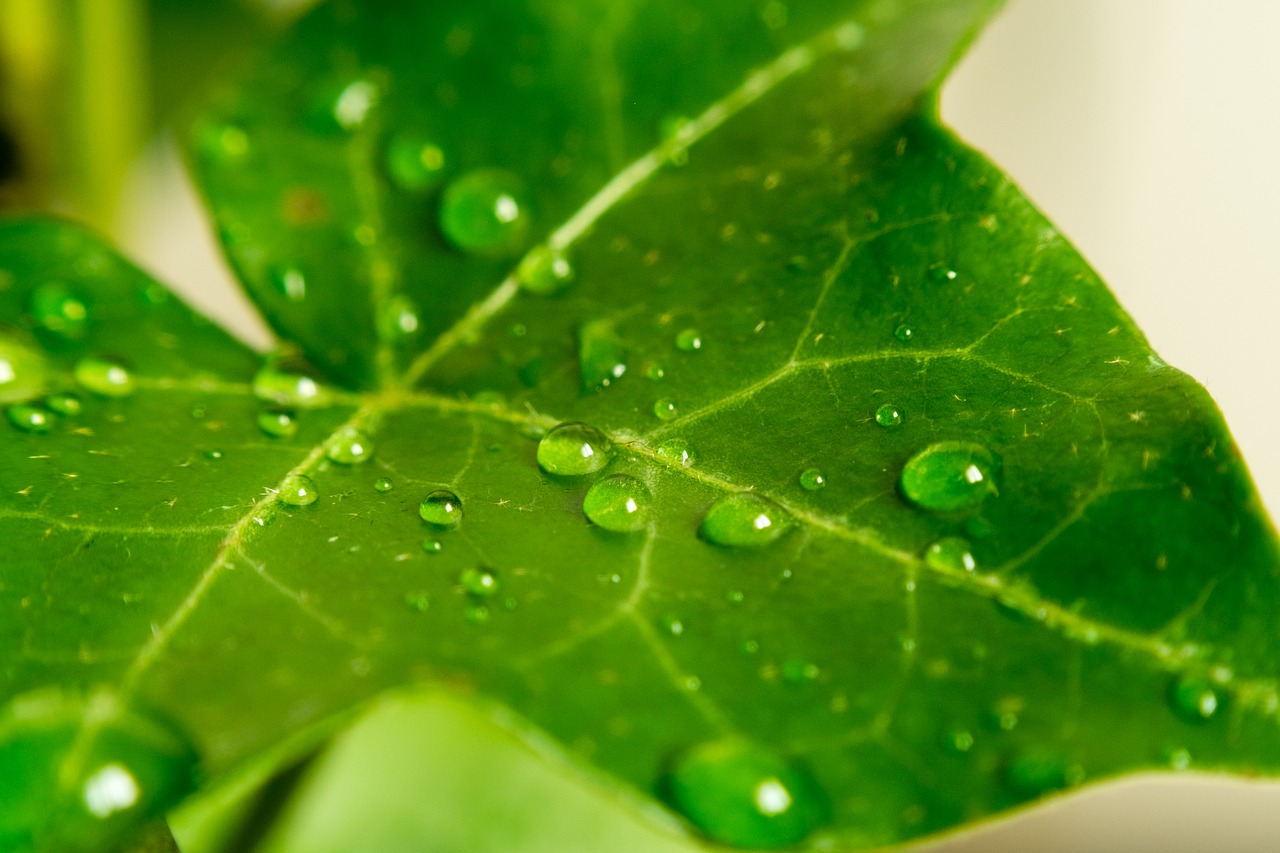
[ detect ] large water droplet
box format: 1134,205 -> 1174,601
459,567 -> 500,598
1168,675 -> 1224,723
383,131 -> 445,193
0,335 -> 48,405
665,738 -> 830,848
269,265 -> 307,303
29,284 -> 89,339
257,410 -> 297,439
278,474 -> 318,507
419,490 -> 463,528
7,404 -> 54,433
701,494 -> 793,548
537,422 -> 614,476
656,438 -> 696,468
74,357 -> 134,398
517,246 -> 574,295
900,441 -> 1000,513
924,537 -> 977,573
583,475 -> 650,532
578,318 -> 627,392
439,169 -> 529,256
798,468 -> 826,491
326,426 -> 374,465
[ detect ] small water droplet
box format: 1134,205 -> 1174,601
257,410 -> 297,439
439,169 -> 530,256
925,537 -> 977,572
269,265 -> 307,302
928,263 -> 958,283
44,393 -> 81,417
656,438 -> 696,467
203,449 -> 224,461
421,538 -> 443,555
701,493 -> 793,548
653,398 -> 679,421
874,404 -> 903,428
537,422 -> 614,476
404,592 -> 431,612
894,324 -> 914,343
7,403 -> 54,433
798,468 -> 826,491
578,318 -> 627,391
740,639 -> 760,655
383,131 -> 445,192
278,474 -> 318,507
419,490 -> 463,528
780,659 -> 820,683
459,567 -> 500,597
373,477 -> 394,493
74,357 -> 134,398
944,726 -> 974,754
29,284 -> 89,339
665,738 -> 830,848
517,245 -> 575,295
465,604 -> 491,624
1163,746 -> 1193,770
900,441 -> 1000,513
325,426 -> 374,465
726,590 -> 745,605
675,328 -> 703,352
646,362 -> 666,381
312,78 -> 379,132
583,475 -> 650,533
1168,675 -> 1224,723
376,295 -> 421,342
252,363 -> 329,408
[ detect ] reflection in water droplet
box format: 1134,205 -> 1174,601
665,738 -> 830,848
583,475 -> 650,532
459,567 -> 500,597
7,404 -> 53,433
383,131 -> 445,192
799,468 -> 826,491
30,284 -> 89,339
656,438 -> 696,468
676,328 -> 703,352
701,494 -> 793,548
270,265 -> 307,302
893,324 -> 914,343
439,169 -> 529,256
278,474 -> 318,507
578,319 -> 627,392
419,490 -> 463,528
326,426 -> 374,465
1168,675 -> 1224,723
518,246 -> 575,295
925,537 -> 977,573
373,477 -> 394,493
875,404 -> 903,429
537,422 -> 614,476
900,441 -> 1000,513
74,357 -> 135,398
653,398 -> 678,421
257,410 -> 297,439
45,393 -> 81,417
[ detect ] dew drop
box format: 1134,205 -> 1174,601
373,477 -> 394,493
326,426 -> 374,465
900,441 -> 1000,513
925,537 -> 977,573
798,468 -> 826,491
404,592 -> 431,613
379,295 -> 421,341
278,474 -> 318,507
44,393 -> 81,417
419,490 -> 463,528
928,263 -> 958,283
74,357 -> 134,398
874,404 -> 903,428
421,538 -> 443,555
661,615 -> 686,636
893,324 -> 914,343
7,403 -> 54,433
314,78 -> 379,132
517,245 -> 574,295
676,328 -> 703,352
459,567 -> 500,597
701,494 -> 793,549
578,318 -> 627,391
439,169 -> 530,256
536,422 -> 614,476
29,284 -> 89,339
203,449 -> 224,462
0,336 -> 49,405
383,131 -> 445,192
656,438 -> 696,468
269,265 -> 307,302
944,726 -> 975,755
464,604 -> 491,624
665,738 -> 830,849
653,398 -> 679,421
257,410 -> 297,439
582,475 -> 650,533
252,364 -> 328,408
646,362 -> 667,381
1168,675 -> 1224,723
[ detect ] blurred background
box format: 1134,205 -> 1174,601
3,0 -> 1280,850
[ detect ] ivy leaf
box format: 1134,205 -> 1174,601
4,2 -> 1280,853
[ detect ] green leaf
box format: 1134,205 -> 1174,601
5,1 -> 1280,852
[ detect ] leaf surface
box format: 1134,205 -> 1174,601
4,0 -> 1280,851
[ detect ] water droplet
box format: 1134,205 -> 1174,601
675,328 -> 703,352
944,726 -> 974,754
383,131 -> 445,192
653,398 -> 679,421
379,295 -> 421,341
419,490 -> 463,528
925,537 -> 977,573
29,284 -> 89,339
578,318 -> 627,391
726,590 -> 745,605
928,263 -> 958,283
660,615 -> 686,636
537,422 -> 614,476
0,688 -> 199,852
421,538 -> 443,555
874,404 -> 903,428
44,393 -> 81,417
203,449 -> 224,462
326,426 -> 374,465
1168,675 -> 1224,723
257,410 -> 297,439
665,739 -> 830,848
0,335 -> 48,405
312,78 -> 379,132
251,364 -> 329,408
74,357 -> 134,398
278,474 -> 318,507
1005,749 -> 1083,796
900,441 -> 1000,513
582,475 -> 650,532
7,403 -> 54,433
517,246 -> 574,295
701,494 -> 793,548
464,604 -> 491,624
198,121 -> 249,162
459,567 -> 500,597
894,324 -> 914,343
269,265 -> 307,302
646,362 -> 667,381
404,592 -> 431,612
781,659 -> 820,683
439,169 -> 530,256
799,468 -> 826,491
373,477 -> 394,493
656,438 -> 696,468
